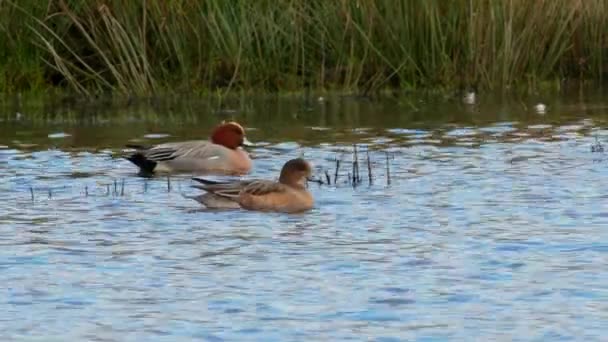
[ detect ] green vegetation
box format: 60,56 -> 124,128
1,0 -> 607,96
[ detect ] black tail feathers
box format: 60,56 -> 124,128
125,152 -> 157,174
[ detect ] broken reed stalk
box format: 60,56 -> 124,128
334,159 -> 340,184
385,152 -> 391,186
325,170 -> 331,185
357,151 -> 361,184
85,186 -> 88,197
167,176 -> 171,192
367,150 -> 372,185
48,188 -> 52,199
352,144 -> 360,186
30,186 -> 34,201
120,179 -> 125,196
113,179 -> 118,195
591,135 -> 604,153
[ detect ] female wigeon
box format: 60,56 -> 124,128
191,158 -> 314,213
125,121 -> 253,175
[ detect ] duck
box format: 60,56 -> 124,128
124,121 -> 253,175
191,158 -> 314,213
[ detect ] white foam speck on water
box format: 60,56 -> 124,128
463,91 -> 476,104
143,133 -> 171,139
48,132 -> 71,139
534,103 -> 547,114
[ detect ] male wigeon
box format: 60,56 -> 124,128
191,158 -> 314,213
125,121 -> 253,175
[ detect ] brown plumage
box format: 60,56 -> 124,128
191,158 -> 314,213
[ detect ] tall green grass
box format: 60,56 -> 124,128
1,0 -> 607,95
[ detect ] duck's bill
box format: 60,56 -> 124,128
242,137 -> 255,147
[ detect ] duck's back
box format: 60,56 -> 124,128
150,141 -> 250,174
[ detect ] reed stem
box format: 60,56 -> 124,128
334,159 -> 340,184
386,152 -> 391,186
367,150 -> 373,185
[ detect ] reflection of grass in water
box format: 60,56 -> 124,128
1,0 -> 608,95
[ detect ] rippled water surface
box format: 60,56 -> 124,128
1,93 -> 608,341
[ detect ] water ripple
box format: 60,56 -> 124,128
1,109 -> 608,340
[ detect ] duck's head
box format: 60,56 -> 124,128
279,158 -> 313,188
211,121 -> 253,149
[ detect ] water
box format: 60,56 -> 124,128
1,93 -> 608,341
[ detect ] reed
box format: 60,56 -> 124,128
313,146 -> 391,187
591,136 -> 604,153
334,159 -> 340,184
2,0 -> 608,95
352,144 -> 360,186
385,152 -> 391,186
367,151 -> 372,185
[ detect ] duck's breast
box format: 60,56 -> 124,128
239,188 -> 313,213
